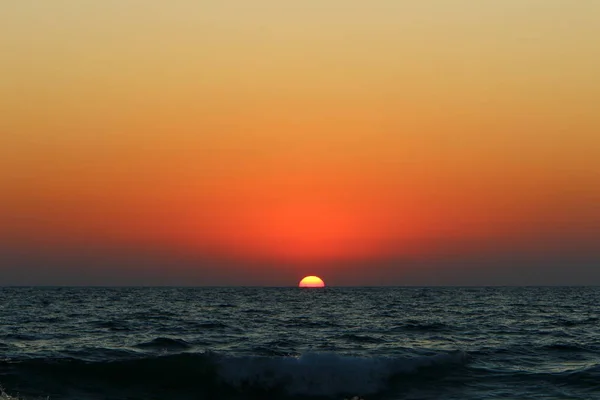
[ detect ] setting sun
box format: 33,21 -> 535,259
299,276 -> 326,288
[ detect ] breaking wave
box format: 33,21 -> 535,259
2,351 -> 468,398
217,351 -> 468,396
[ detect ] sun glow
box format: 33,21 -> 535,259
299,276 -> 326,288
208,197 -> 398,263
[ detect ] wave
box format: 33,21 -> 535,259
338,333 -> 386,344
197,322 -> 231,329
135,337 -> 193,350
217,351 -> 468,396
566,363 -> 600,379
216,303 -> 237,308
512,362 -> 600,390
1,351 -> 468,398
541,343 -> 593,352
556,316 -> 600,327
1,333 -> 75,341
91,320 -> 131,331
392,321 -> 450,332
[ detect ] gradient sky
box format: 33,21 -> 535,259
1,1 -> 599,285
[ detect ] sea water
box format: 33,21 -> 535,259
1,287 -> 599,399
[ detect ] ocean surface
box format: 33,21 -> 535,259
1,287 -> 599,400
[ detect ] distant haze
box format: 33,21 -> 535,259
1,1 -> 599,285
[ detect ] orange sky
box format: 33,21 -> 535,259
1,1 -> 599,284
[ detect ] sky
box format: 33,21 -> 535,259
1,1 -> 599,286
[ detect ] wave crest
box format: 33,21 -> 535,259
1,351 -> 468,398
217,351 -> 468,396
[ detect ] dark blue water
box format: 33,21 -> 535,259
1,287 -> 599,399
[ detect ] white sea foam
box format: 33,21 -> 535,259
0,386 -> 48,400
216,351 -> 467,396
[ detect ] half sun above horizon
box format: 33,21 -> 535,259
298,276 -> 326,288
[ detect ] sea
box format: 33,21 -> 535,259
1,287 -> 599,400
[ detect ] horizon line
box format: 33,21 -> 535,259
1,285 -> 599,288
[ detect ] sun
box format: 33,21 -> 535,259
299,276 -> 325,288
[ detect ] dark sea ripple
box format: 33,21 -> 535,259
1,287 -> 600,399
